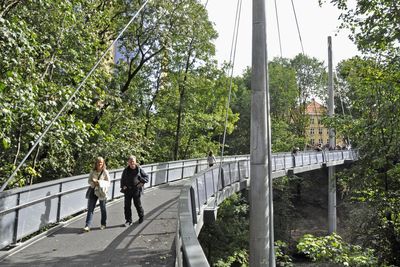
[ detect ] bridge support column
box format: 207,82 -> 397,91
327,36 -> 336,234
328,166 -> 336,233
250,0 -> 275,266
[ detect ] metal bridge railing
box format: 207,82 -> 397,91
0,150 -> 358,257
0,155 -> 246,250
176,149 -> 358,267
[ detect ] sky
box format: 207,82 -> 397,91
205,0 -> 359,75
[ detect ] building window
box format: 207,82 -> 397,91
327,139 -> 329,144
319,139 -> 323,144
310,118 -> 315,124
318,128 -> 323,134
318,119 -> 322,125
310,128 -> 314,135
310,139 -> 315,145
327,129 -> 330,134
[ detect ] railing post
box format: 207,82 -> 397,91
212,168 -> 216,192
229,162 -> 233,182
166,162 -> 170,183
284,154 -> 286,169
12,192 -> 21,245
150,165 -> 154,186
181,161 -> 185,180
237,161 -> 241,181
57,183 -> 62,222
203,173 -> 207,201
220,166 -> 225,189
292,153 -> 296,167
195,179 -> 201,213
189,187 -> 197,224
111,172 -> 116,200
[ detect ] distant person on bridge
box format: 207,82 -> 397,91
120,155 -> 149,226
207,150 -> 216,167
83,157 -> 110,232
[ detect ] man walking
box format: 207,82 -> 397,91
120,155 -> 149,225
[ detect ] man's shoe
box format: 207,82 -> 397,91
83,226 -> 90,232
100,225 -> 106,230
138,217 -> 144,224
124,221 -> 132,227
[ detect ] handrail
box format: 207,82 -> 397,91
176,149 -> 358,267
0,155 -> 246,250
0,150 -> 358,258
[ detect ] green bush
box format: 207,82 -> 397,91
297,233 -> 378,266
275,240 -> 293,267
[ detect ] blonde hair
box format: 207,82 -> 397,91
93,156 -> 106,171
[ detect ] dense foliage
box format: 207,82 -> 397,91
0,0 -> 235,188
199,192 -> 379,266
198,193 -> 249,266
297,233 -> 378,266
319,1 -> 400,265
1,0 -> 400,264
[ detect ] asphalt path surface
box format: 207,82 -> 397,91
0,181 -> 184,267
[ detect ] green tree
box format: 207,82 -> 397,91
199,193 -> 250,266
290,54 -> 327,137
297,233 -> 378,266
322,0 -> 400,55
329,56 -> 400,265
0,0 -> 116,186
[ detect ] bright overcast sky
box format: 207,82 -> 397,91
206,0 -> 359,75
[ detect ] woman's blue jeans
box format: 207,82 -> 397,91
85,194 -> 107,227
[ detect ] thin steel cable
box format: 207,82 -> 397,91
290,0 -> 305,54
214,0 -> 242,208
274,0 -> 283,57
264,8 -> 276,265
334,71 -> 353,147
0,0 -> 151,192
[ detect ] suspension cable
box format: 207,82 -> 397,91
214,0 -> 242,208
274,0 -> 283,58
0,0 -> 152,192
334,71 -> 353,147
290,0 -> 305,54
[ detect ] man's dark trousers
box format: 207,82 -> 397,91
124,188 -> 143,223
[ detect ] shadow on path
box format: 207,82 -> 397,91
1,184 -> 182,267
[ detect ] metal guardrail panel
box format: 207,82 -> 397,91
153,163 -> 168,185
17,196 -> 59,240
0,151 -> 357,258
168,162 -> 184,182
176,150 -> 358,267
0,156 -> 236,250
196,176 -> 206,207
204,172 -> 214,200
60,179 -> 88,219
183,161 -> 197,179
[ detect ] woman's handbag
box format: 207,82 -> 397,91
85,170 -> 104,199
85,187 -> 95,199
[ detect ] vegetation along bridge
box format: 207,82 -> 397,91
0,149 -> 357,266
5,0 -> 397,265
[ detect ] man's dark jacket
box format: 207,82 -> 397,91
120,166 -> 149,193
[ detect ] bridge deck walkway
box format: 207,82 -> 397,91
0,182 -> 184,267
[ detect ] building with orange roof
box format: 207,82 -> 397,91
305,99 -> 342,148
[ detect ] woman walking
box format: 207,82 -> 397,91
83,157 -> 110,231
207,151 -> 216,167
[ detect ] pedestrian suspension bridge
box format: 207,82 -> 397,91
0,150 -> 358,266
0,0 -> 356,266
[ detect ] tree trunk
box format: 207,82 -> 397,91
173,40 -> 194,160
